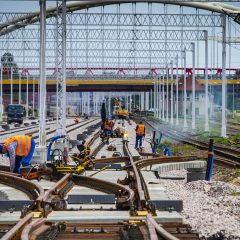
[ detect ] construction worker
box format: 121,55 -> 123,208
74,117 -> 80,124
103,118 -> 114,135
0,135 -> 35,174
135,121 -> 145,149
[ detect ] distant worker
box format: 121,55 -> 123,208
135,121 -> 145,149
74,117 -> 80,124
162,146 -> 172,156
0,135 -> 36,174
104,118 -> 114,135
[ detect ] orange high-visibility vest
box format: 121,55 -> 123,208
136,124 -> 145,135
5,135 -> 31,157
104,120 -> 113,130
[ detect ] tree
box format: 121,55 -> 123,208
0,52 -> 19,79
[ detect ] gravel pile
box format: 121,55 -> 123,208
159,170 -> 240,239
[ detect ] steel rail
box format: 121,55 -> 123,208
43,118 -> 99,143
0,165 -> 11,172
135,155 -> 203,169
0,171 -> 44,211
43,173 -> 72,202
0,121 -> 55,137
1,213 -> 33,240
145,120 -> 240,165
139,152 -> 240,169
123,141 -> 147,210
0,118 -> 98,145
146,214 -> 180,240
87,130 -> 100,147
90,141 -> 105,157
21,218 -> 46,240
0,126 -> 51,145
93,156 -> 129,164
72,174 -> 134,207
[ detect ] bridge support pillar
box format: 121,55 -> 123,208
145,92 -> 149,111
175,55 -> 179,126
141,92 -> 144,111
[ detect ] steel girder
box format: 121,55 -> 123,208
0,12 -> 223,35
1,28 -> 207,40
55,0 -> 67,134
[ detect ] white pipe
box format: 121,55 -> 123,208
162,72 -> 165,120
26,74 -> 29,119
158,74 -> 162,119
176,56 -> 179,126
204,30 -> 209,132
170,60 -> 173,124
10,67 -> 13,104
183,48 -> 187,128
166,65 -> 169,121
192,43 -> 196,130
33,79 -> 35,118
18,74 -> 21,104
0,67 -> 2,122
221,15 -> 227,137
39,0 -> 47,163
153,79 -> 156,117
62,0 -> 67,133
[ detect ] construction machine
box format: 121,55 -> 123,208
112,99 -> 129,119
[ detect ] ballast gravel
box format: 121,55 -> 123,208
159,170 -> 240,240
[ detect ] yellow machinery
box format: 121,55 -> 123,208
48,136 -> 93,176
115,109 -> 129,119
113,99 -> 129,119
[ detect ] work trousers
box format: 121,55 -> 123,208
13,155 -> 23,174
135,135 -> 143,148
104,130 -> 112,135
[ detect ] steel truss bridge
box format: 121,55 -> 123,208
0,0 -> 240,159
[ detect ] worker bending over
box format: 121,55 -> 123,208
135,121 -> 145,149
104,118 -> 114,135
0,135 -> 36,174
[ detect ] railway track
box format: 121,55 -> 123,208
122,142 -> 199,239
144,119 -> 240,168
0,117 -> 99,143
0,171 -> 44,215
0,121 -> 200,240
